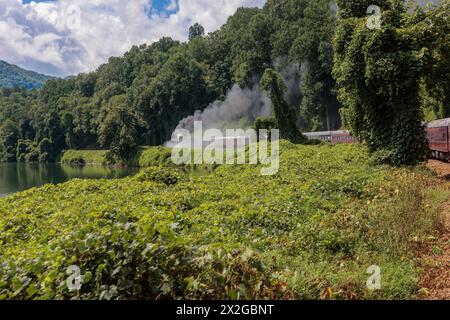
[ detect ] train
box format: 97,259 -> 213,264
426,118 -> 450,160
304,118 -> 450,161
304,130 -> 357,144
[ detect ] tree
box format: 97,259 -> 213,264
253,116 -> 277,140
76,72 -> 97,97
290,0 -> 340,131
412,1 -> 450,118
260,68 -> 305,143
231,12 -> 273,87
134,51 -> 212,145
0,2 -> 341,163
99,95 -> 144,160
16,140 -> 32,162
38,138 -> 53,162
189,23 -> 205,41
333,0 -> 427,165
0,120 -> 19,162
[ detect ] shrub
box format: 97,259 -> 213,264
134,166 -> 183,186
61,150 -> 108,166
16,139 -> 35,162
67,156 -> 86,166
369,149 -> 397,166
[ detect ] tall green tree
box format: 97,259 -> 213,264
189,23 -> 205,41
333,0 -> 427,165
99,95 -> 144,160
260,68 -> 305,143
290,0 -> 340,131
134,52 -> 212,145
411,0 -> 450,118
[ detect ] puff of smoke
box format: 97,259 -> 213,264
273,56 -> 304,108
166,58 -> 304,147
174,84 -> 272,134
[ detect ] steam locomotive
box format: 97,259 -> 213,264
304,118 -> 450,161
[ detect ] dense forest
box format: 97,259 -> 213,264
0,60 -> 53,90
0,0 -> 448,165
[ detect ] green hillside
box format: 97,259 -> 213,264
0,60 -> 53,89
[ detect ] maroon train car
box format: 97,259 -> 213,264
304,131 -> 357,144
426,118 -> 450,160
330,131 -> 357,144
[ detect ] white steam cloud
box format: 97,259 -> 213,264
174,84 -> 272,133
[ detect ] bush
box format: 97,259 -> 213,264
134,166 -> 183,186
304,138 -> 324,145
0,223 -> 288,300
369,149 -> 397,166
38,138 -> 53,162
61,150 -> 108,166
67,156 -> 86,166
129,146 -> 173,167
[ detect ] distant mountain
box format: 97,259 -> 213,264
0,60 -> 53,89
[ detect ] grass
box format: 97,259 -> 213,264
61,150 -> 109,166
0,141 -> 447,300
128,146 -> 173,167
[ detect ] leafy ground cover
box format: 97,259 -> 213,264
61,150 -> 109,166
0,142 -> 447,300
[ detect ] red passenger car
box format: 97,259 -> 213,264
331,131 -> 357,144
426,118 -> 450,160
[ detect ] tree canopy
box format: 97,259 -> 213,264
333,0 -> 449,165
0,0 -> 342,162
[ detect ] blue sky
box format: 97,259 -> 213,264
21,0 -> 179,15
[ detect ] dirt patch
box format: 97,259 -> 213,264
417,162 -> 450,300
417,233 -> 450,300
427,160 -> 450,181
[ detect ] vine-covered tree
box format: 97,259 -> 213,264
333,0 -> 427,165
260,68 -> 305,143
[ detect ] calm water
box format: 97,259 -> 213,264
0,163 -> 138,198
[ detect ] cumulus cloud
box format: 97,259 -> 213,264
0,0 -> 266,76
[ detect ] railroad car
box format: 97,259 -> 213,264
304,120 -> 450,161
303,131 -> 333,142
426,118 -> 450,160
304,130 -> 357,144
330,131 -> 357,144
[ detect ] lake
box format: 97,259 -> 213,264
0,163 -> 139,198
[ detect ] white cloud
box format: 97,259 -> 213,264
165,0 -> 178,11
0,0 -> 266,76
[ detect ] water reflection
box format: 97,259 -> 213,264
0,163 -> 138,197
